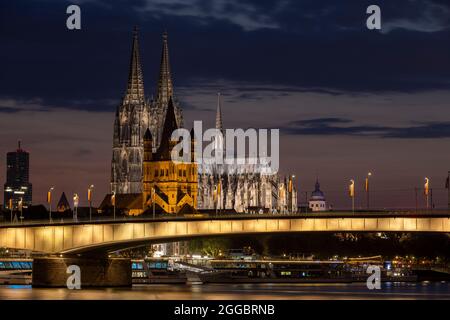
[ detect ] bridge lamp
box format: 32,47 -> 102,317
349,179 -> 355,213
424,177 -> 430,210
88,185 -> 94,221
73,193 -> 79,221
111,191 -> 116,220
47,186 -> 55,223
365,172 -> 372,210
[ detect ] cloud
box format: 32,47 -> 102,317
0,98 -> 50,113
0,96 -> 118,113
381,1 -> 450,34
284,117 -> 450,139
137,0 -> 280,31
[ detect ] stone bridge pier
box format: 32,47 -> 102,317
32,256 -> 132,287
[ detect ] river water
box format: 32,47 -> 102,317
0,282 -> 449,300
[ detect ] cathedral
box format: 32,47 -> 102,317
197,94 -> 298,214
110,28 -> 183,195
106,27 -> 297,215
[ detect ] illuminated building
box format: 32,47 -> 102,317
3,141 -> 32,210
101,98 -> 197,215
111,28 -> 183,195
308,179 -> 327,212
142,98 -> 198,214
107,27 -> 297,215
197,95 -> 298,214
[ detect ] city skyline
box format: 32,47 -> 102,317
1,0 -> 450,209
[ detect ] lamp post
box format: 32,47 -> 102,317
47,187 -> 54,223
447,171 -> 450,211
18,197 -> 23,224
290,175 -> 295,214
88,185 -> 94,221
152,187 -> 156,219
424,177 -> 430,211
9,198 -> 13,224
349,179 -> 355,213
73,193 -> 79,222
365,172 -> 372,210
111,191 -> 116,220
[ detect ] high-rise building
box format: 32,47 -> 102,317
3,141 -> 32,210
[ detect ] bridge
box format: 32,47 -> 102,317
1,212 -> 449,255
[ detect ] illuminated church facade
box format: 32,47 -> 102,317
106,28 -> 297,215
110,28 -> 183,195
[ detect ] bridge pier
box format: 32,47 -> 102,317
32,256 -> 132,288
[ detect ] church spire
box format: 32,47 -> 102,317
123,26 -> 145,105
215,92 -> 223,131
155,97 -> 178,161
156,31 -> 174,106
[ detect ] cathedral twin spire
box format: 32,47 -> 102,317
123,26 -> 145,105
111,27 -> 178,194
122,27 -> 175,109
156,31 -> 174,108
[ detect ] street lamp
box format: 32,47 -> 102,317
365,172 -> 372,210
424,177 -> 430,211
47,187 -> 54,223
18,197 -> 23,223
88,185 -> 94,221
349,179 -> 355,213
111,191 -> 116,220
73,193 -> 79,222
8,198 -> 13,224
152,187 -> 156,219
291,175 -> 296,214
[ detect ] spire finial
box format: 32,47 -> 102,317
18,140 -> 21,150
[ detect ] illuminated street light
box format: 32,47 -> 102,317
47,187 -> 54,223
424,177 -> 430,211
111,191 -> 116,220
73,193 -> 79,222
8,198 -> 13,224
365,172 -> 372,210
18,197 -> 23,223
290,175 -> 295,214
152,186 -> 156,219
88,185 -> 94,221
349,179 -> 355,213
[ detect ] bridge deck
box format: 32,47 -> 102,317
0,213 -> 449,255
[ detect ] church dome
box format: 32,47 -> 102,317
310,180 -> 325,201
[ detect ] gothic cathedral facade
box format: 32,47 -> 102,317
109,27 -> 297,214
111,28 -> 183,195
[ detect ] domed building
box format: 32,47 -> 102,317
309,179 -> 327,212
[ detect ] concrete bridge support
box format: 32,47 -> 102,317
32,257 -> 132,287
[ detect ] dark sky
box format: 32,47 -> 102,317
1,0 -> 450,209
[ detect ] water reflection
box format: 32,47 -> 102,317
0,282 -> 449,300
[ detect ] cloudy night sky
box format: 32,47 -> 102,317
1,0 -> 450,209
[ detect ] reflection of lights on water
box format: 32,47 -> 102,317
8,285 -> 31,289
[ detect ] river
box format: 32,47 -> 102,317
0,282 -> 449,300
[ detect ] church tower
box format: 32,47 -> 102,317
143,98 -> 198,214
111,27 -> 151,194
150,32 -> 184,149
